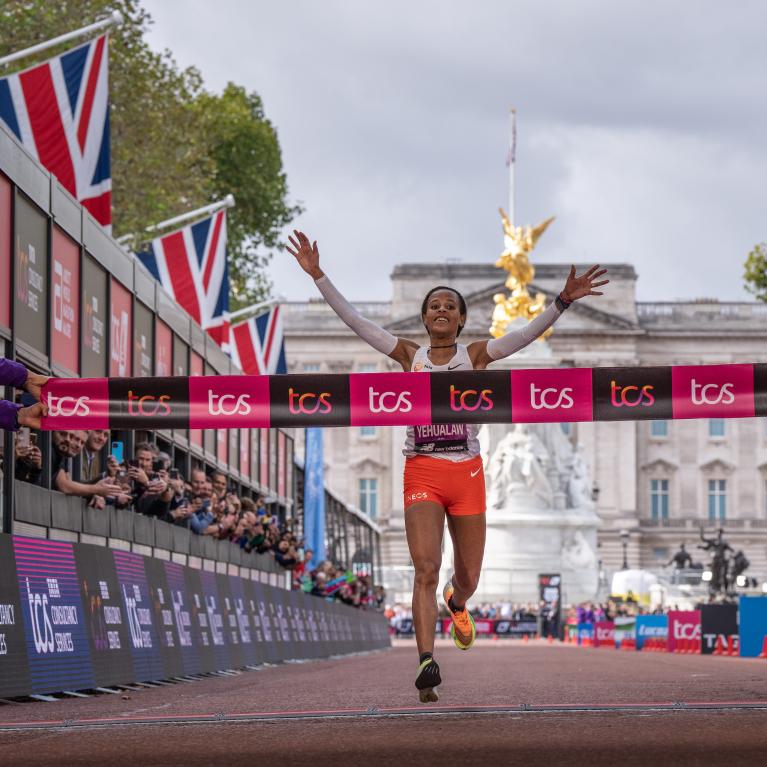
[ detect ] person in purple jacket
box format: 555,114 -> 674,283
0,358 -> 49,431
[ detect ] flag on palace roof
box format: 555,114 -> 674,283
0,34 -> 111,229
230,305 -> 287,375
135,210 -> 230,347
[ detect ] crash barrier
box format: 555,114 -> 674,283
0,533 -> 390,698
566,599 -> 767,657
394,618 -> 538,637
40,363 -> 767,431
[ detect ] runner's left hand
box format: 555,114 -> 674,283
563,265 -> 609,302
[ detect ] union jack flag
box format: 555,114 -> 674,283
135,210 -> 229,345
230,305 -> 287,375
0,34 -> 111,229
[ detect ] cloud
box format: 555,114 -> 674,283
141,0 -> 767,302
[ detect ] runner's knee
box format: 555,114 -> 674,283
414,560 -> 440,590
453,569 -> 480,596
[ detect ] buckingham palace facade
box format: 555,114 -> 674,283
282,262 -> 767,591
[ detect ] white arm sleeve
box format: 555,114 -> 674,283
486,301 -> 563,360
315,275 -> 398,355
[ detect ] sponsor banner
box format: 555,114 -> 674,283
38,363 -> 767,430
593,366 -> 672,421
594,621 -> 615,648
667,610 -> 701,653
635,615 -> 668,650
738,596 -> 767,657
429,370 -> 510,424
494,619 -> 539,637
672,364 -> 755,420
350,372 -> 431,427
577,622 -> 594,644
614,616 -> 636,646
511,368 -> 592,423
51,226 -> 80,374
75,545 -> 134,686
699,603 -> 738,655
0,534 -> 389,698
0,536 -> 32,697
13,536 -> 95,694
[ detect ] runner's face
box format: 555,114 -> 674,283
423,290 -> 464,340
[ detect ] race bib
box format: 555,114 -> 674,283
414,424 -> 468,454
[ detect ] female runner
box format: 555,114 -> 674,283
286,230 -> 608,702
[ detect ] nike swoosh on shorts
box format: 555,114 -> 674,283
470,467 -> 481,477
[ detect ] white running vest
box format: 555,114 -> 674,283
402,344 -> 480,461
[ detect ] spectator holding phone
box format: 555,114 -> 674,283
51,430 -> 121,501
15,430 -> 42,485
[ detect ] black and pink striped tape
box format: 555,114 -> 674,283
40,363 -> 767,430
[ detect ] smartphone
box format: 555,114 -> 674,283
29,432 -> 37,447
18,427 -> 30,448
169,468 -> 181,480
128,459 -> 139,469
152,458 -> 165,472
111,441 -> 124,464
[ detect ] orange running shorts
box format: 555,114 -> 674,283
403,454 -> 486,516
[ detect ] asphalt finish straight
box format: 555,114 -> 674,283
0,639 -> 766,766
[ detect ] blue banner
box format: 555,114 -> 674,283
304,427 -> 326,568
635,615 -> 668,650
738,596 -> 767,657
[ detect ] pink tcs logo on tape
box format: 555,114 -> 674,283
188,376 -> 270,429
349,372 -> 431,426
671,364 -> 755,420
42,378 -> 109,429
511,367 -> 593,423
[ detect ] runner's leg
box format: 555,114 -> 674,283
446,512 -> 486,608
405,501 -> 446,656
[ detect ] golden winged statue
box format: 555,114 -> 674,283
490,208 -> 555,338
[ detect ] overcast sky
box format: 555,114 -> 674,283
141,0 -> 766,304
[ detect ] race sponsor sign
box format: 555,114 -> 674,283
699,603 -> 739,655
0,533 -> 389,698
39,363 -> 767,431
635,615 -> 668,650
737,596 -> 767,657
667,610 -> 701,653
594,621 -> 615,648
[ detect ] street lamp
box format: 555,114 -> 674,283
619,529 -> 630,570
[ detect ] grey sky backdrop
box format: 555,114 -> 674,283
141,0 -> 766,304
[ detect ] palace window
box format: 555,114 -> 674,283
708,419 -> 725,438
650,479 -> 669,521
359,478 -> 378,519
708,479 -> 727,522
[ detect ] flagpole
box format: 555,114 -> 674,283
227,298 -> 280,324
0,11 -> 123,69
508,107 -> 516,226
116,194 -> 235,246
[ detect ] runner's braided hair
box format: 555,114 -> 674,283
421,286 -> 467,337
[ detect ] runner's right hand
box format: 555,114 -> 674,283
286,230 -> 324,280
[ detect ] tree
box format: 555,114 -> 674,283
744,243 -> 767,303
0,0 -> 299,304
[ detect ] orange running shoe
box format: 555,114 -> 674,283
442,581 -> 476,650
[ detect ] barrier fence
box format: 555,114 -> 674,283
40,363 -> 767,431
0,533 -> 390,698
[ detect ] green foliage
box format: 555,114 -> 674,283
0,0 -> 299,305
744,243 -> 767,303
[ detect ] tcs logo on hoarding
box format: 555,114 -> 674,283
127,390 -> 171,417
690,380 -> 734,406
48,394 -> 91,417
449,385 -> 493,412
673,622 -> 701,640
368,387 -> 412,414
530,383 -> 574,410
25,577 -> 54,655
610,380 -> 655,407
288,387 -> 332,415
208,391 -> 252,416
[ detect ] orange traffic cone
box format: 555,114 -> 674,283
547,634 -> 554,645
759,635 -> 767,659
522,634 -> 529,644
713,635 -> 726,656
727,635 -> 738,657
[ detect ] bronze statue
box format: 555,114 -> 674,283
666,543 -> 692,570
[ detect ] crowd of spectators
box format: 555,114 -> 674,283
12,427 -> 382,610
